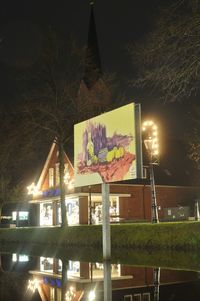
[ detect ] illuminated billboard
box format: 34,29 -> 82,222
74,103 -> 142,187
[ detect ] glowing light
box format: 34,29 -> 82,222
64,172 -> 70,184
65,286 -> 76,300
64,171 -> 75,190
89,290 -> 96,301
68,179 -> 75,190
27,183 -> 42,196
142,120 -> 159,157
27,278 -> 40,292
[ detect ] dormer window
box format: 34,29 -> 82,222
49,168 -> 54,187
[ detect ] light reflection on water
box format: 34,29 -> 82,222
0,251 -> 200,301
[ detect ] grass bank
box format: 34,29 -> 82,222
1,221 -> 200,251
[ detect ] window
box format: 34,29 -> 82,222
124,295 -> 133,301
55,163 -> 60,186
40,257 -> 53,271
19,211 -> 29,220
124,296 -> 132,301
49,167 -> 54,187
133,294 -> 141,301
40,203 -> 53,226
143,293 -> 150,301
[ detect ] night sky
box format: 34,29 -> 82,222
0,2 -> 175,109
0,0 -> 195,180
0,0 -> 169,94
0,1 -> 164,66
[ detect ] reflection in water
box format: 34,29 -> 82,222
1,252 -> 200,300
103,261 -> 112,301
153,268 -> 160,301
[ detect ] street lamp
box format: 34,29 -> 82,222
143,121 -> 159,223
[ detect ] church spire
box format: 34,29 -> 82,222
83,1 -> 102,89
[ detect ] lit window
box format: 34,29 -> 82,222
19,211 -> 29,220
40,203 -> 53,226
19,255 -> 29,262
12,211 -> 17,221
49,168 -> 54,187
12,253 -> 17,262
55,163 -> 60,186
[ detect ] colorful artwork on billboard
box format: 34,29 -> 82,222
74,103 -> 139,187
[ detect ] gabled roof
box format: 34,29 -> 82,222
36,141 -> 74,191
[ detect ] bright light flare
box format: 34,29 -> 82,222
65,286 -> 76,300
27,278 -> 40,292
27,183 -> 42,196
88,290 -> 96,301
142,120 -> 159,156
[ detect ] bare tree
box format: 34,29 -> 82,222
130,0 -> 200,103
20,28 -> 118,226
129,0 -> 200,169
20,28 -> 85,227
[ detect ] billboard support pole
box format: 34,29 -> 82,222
103,260 -> 112,301
102,182 -> 111,260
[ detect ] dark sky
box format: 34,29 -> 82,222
0,0 -> 188,144
0,0 -> 164,69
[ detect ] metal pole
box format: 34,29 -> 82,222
195,199 -> 200,221
149,162 -> 159,223
102,183 -> 111,260
153,267 -> 160,301
89,185 -> 92,225
103,260 -> 112,301
90,262 -> 93,282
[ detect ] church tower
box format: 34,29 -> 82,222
83,0 -> 102,89
77,1 -> 111,118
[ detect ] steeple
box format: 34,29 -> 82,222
83,1 -> 102,89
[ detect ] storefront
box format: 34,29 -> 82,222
32,192 -> 123,227
27,141 -> 198,227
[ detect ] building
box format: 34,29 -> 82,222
24,139 -> 198,227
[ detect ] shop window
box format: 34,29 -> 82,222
67,261 -> 80,277
124,296 -> 132,301
49,167 -> 54,187
91,263 -> 120,279
40,257 -> 53,272
12,212 -> 17,221
18,254 -> 29,262
55,163 -> 60,186
40,203 -> 53,226
66,199 -> 79,225
90,196 -> 119,224
19,211 -> 29,220
12,253 -> 29,262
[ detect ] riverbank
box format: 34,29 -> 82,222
0,221 -> 200,251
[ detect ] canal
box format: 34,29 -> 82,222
0,243 -> 200,301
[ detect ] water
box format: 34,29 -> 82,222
1,244 -> 200,301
